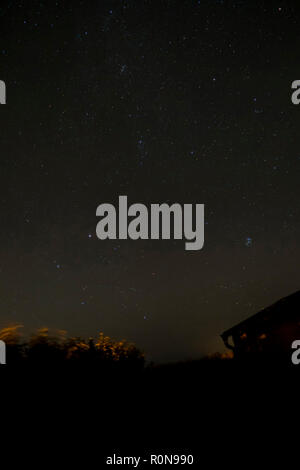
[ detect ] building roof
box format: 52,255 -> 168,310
221,290 -> 300,345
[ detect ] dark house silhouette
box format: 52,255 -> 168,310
221,290 -> 300,361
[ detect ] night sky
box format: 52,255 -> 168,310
1,0 -> 300,362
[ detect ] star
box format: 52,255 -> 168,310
245,237 -> 253,248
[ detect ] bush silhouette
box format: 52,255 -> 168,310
0,325 -> 145,368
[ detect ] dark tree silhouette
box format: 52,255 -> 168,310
0,325 -> 145,369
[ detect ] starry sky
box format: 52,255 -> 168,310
0,0 -> 300,362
